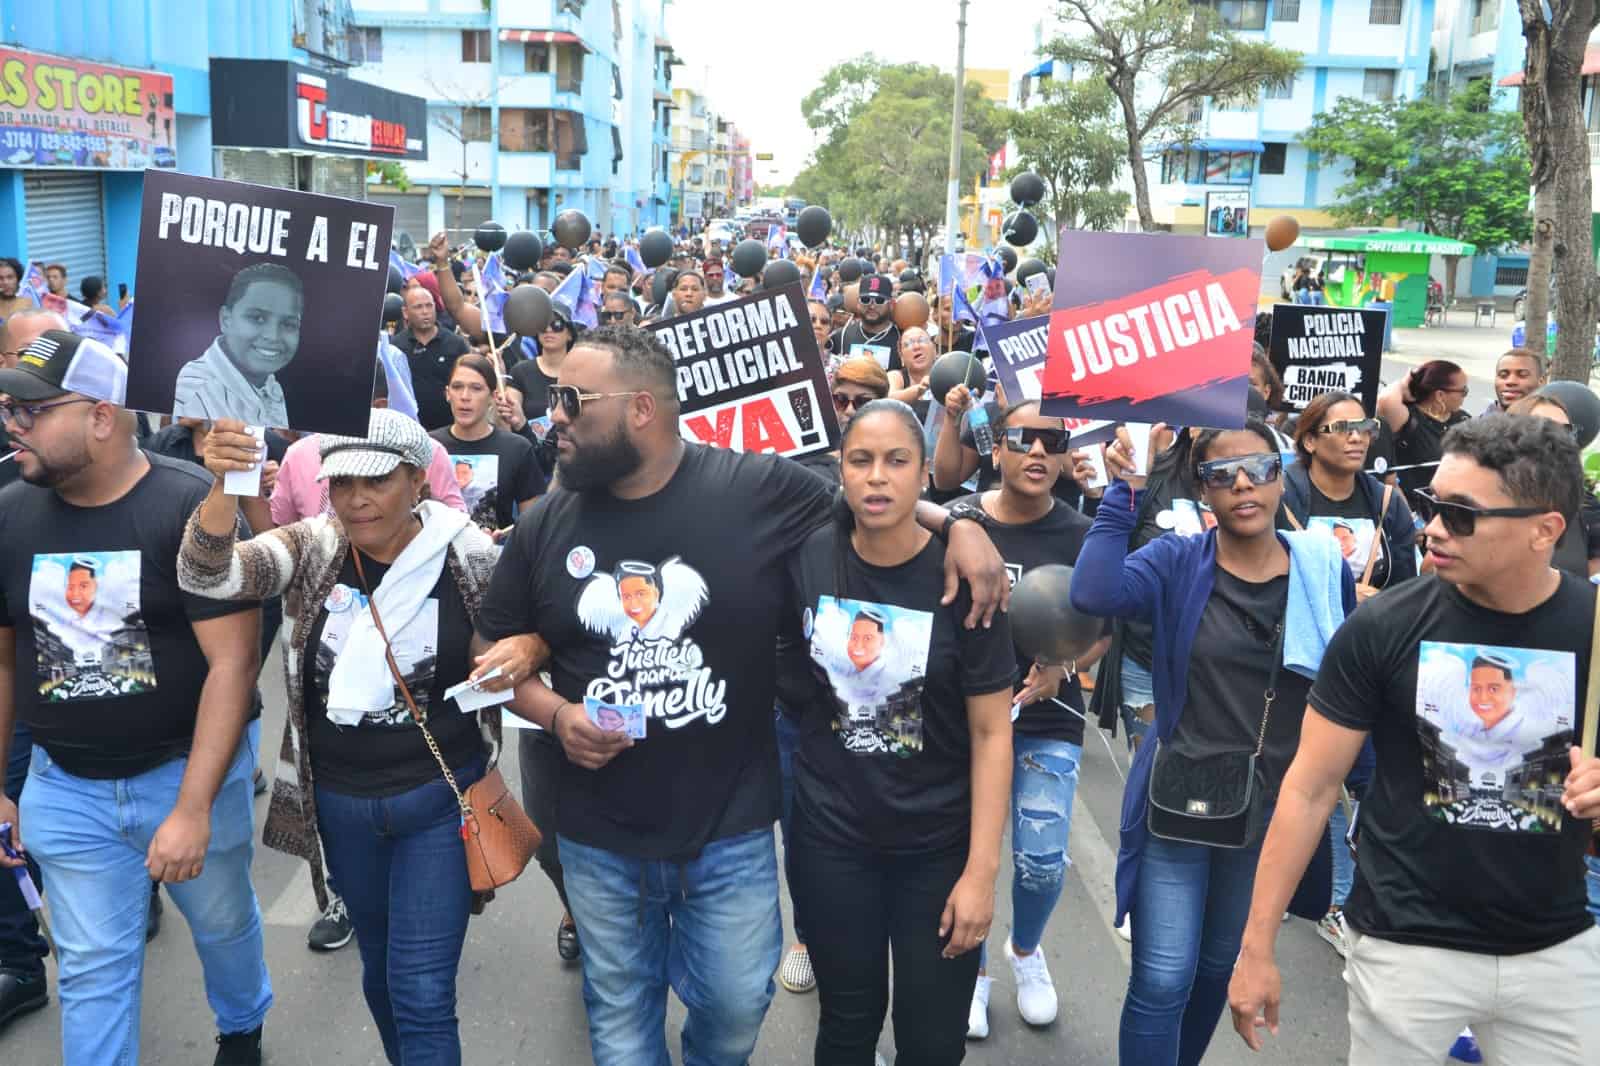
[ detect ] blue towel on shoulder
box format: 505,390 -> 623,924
1282,529 -> 1347,679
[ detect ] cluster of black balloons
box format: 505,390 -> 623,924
1003,171 -> 1046,249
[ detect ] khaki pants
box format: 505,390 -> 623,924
1345,925 -> 1600,1066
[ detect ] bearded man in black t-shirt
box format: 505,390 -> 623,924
475,326 -> 1008,1066
1228,414 -> 1600,1066
0,332 -> 271,1065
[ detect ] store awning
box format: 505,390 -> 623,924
499,29 -> 590,51
1498,44 -> 1600,85
1024,59 -> 1054,79
1162,138 -> 1267,153
1305,230 -> 1476,257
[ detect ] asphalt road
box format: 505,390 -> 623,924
5,642 -> 1364,1066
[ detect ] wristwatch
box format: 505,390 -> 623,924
941,502 -> 989,540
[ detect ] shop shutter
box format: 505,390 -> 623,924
311,156 -> 366,201
369,191 -> 430,252
218,149 -> 296,189
23,172 -> 107,288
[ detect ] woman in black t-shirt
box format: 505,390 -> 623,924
787,399 -> 1015,1064
179,411 -> 538,1066
430,354 -> 547,538
954,399 -> 1109,1037
500,300 -> 581,471
1377,359 -> 1471,496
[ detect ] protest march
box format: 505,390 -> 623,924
0,5 -> 1598,1066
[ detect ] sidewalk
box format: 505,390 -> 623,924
1386,321 -> 1522,378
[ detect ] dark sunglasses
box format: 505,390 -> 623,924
548,384 -> 636,420
1002,426 -> 1071,454
832,391 -> 873,412
545,318 -> 571,333
1410,487 -> 1544,538
598,310 -> 628,322
1195,452 -> 1282,489
858,294 -> 889,306
1316,418 -> 1380,437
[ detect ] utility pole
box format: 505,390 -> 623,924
942,0 -> 969,256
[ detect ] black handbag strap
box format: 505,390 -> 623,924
1255,622 -> 1286,758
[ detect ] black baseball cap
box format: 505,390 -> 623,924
860,275 -> 894,301
0,329 -> 127,404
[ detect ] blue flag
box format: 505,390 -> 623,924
624,244 -> 646,276
477,254 -> 507,335
389,249 -> 423,282
808,266 -> 827,301
70,309 -> 130,354
551,267 -> 598,329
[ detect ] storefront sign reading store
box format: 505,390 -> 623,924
0,47 -> 176,170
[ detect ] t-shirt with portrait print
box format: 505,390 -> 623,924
787,525 -> 1016,855
430,426 -> 547,533
0,453 -> 257,778
304,550 -> 480,798
1309,574 -> 1594,954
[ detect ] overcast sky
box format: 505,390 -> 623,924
662,0 -> 1061,184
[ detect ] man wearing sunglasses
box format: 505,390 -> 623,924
830,275 -> 900,371
1231,414 -> 1600,1066
598,291 -> 637,328
701,258 -> 735,308
476,326 -> 1009,1066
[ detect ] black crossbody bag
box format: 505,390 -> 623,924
1147,620 -> 1284,849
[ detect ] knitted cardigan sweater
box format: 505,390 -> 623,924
177,504 -> 502,910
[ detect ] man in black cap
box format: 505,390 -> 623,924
0,331 -> 271,1065
830,274 -> 900,370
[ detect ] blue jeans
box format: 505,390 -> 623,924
1328,800 -> 1353,908
981,737 -> 1081,970
1120,833 -> 1263,1066
315,753 -> 485,1066
560,827 -> 783,1066
774,706 -> 806,944
1586,854 -> 1600,927
1120,656 -> 1155,752
0,719 -> 47,978
20,727 -> 271,1066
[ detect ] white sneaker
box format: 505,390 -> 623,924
1005,938 -> 1058,1026
966,975 -> 991,1039
1115,914 -> 1132,942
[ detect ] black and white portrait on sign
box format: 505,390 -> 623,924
125,170 -> 392,436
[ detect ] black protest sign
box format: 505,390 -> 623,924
125,171 -> 393,437
652,282 -> 840,458
1267,305 -> 1387,414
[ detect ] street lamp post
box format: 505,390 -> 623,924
942,0 -> 969,256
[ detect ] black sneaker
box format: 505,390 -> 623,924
556,914 -> 581,962
307,896 -> 353,952
212,1025 -> 262,1066
146,884 -> 163,943
0,970 -> 48,1032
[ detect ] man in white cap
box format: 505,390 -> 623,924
0,330 -> 273,1066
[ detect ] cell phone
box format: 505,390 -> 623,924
118,283 -> 128,300
1025,272 -> 1050,296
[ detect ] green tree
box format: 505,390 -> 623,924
1006,78 -> 1131,246
792,57 -> 1010,253
1048,0 -> 1301,231
1301,79 -> 1530,305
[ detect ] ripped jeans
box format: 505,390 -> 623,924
982,736 -> 1082,968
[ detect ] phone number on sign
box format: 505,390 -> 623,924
0,129 -> 110,152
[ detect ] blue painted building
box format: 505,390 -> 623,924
349,0 -> 675,247
0,0 -> 429,299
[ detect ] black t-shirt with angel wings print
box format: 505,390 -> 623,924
478,443 -> 834,862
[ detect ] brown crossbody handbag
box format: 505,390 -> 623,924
351,548 -> 540,893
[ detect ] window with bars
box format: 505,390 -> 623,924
1259,142 -> 1287,174
1265,76 -> 1295,99
1196,0 -> 1268,29
1363,69 -> 1396,101
525,43 -> 550,73
461,30 -> 490,62
1470,0 -> 1498,34
1369,0 -> 1402,24
1494,262 -> 1528,287
346,27 -> 381,63
1274,0 -> 1300,19
460,107 -> 492,143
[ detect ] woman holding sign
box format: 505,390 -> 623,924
785,399 -> 1016,1065
1071,419 -> 1353,1066
178,411 -> 541,1066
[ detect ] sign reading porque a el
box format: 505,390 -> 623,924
652,282 -> 841,458
125,171 -> 393,437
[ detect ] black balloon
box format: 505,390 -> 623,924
761,259 -> 801,290
1010,171 -> 1047,209
1015,565 -> 1104,666
796,205 -> 832,248
553,208 -> 592,250
1016,258 -> 1048,285
651,267 -> 679,307
996,246 -> 1018,274
731,239 -> 768,279
639,229 -> 674,269
504,284 -> 553,337
837,257 -> 864,284
1003,211 -> 1039,248
502,230 -> 543,271
381,291 -> 404,325
1538,380 -> 1600,449
386,265 -> 405,295
474,221 -> 507,253
928,352 -> 987,405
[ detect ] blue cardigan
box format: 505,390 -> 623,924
1070,480 -> 1357,923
